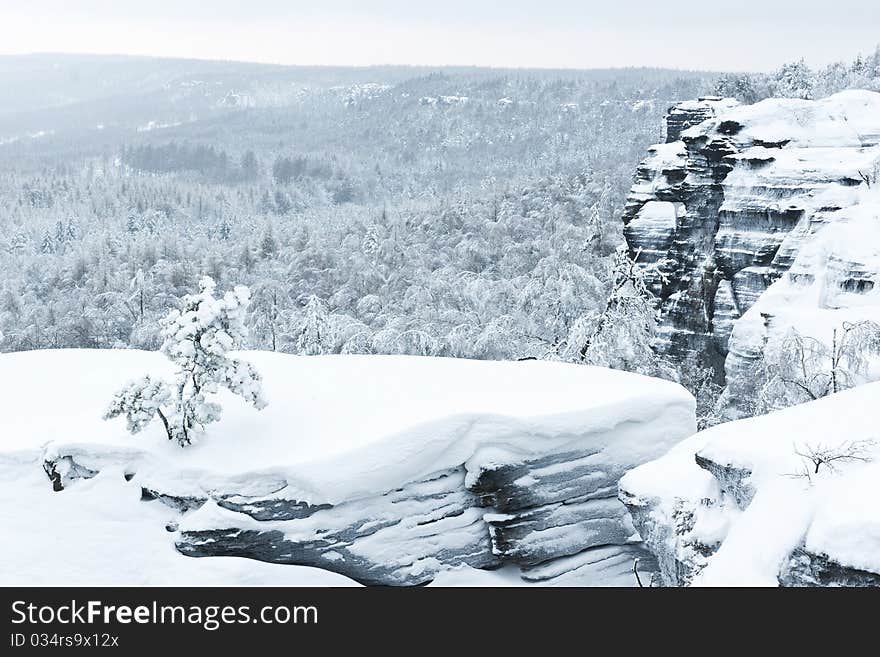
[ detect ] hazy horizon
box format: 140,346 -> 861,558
0,1 -> 877,73
0,51 -> 728,74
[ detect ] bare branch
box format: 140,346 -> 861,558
792,439 -> 876,477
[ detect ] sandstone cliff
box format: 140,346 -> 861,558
623,90 -> 880,417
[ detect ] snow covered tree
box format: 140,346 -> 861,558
677,351 -> 724,430
104,375 -> 173,436
250,281 -> 289,352
297,295 -> 331,355
566,246 -> 662,375
792,439 -> 875,480
128,269 -> 147,323
759,320 -> 880,412
104,276 -> 267,446
40,232 -> 54,254
259,225 -> 278,259
772,59 -> 816,99
713,73 -> 763,104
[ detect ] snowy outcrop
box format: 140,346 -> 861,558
623,91 -> 880,402
174,467 -> 497,586
0,451 -> 358,586
0,349 -> 695,586
619,382 -> 880,587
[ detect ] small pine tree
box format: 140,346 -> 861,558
260,225 -> 278,258
104,276 -> 267,446
40,232 -> 54,254
297,295 -> 330,355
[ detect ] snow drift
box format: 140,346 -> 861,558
619,382 -> 880,586
0,349 -> 695,586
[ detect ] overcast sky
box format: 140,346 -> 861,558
0,0 -> 877,72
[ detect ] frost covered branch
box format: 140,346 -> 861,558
570,246 -> 664,376
758,321 -> 880,413
104,276 -> 267,446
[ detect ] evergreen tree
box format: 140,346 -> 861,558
105,277 -> 267,445
297,295 -> 331,355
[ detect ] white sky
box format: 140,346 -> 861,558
0,0 -> 877,72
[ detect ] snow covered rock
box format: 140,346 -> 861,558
175,467 -> 498,586
722,190 -> 880,417
0,451 -> 358,586
623,90 -> 880,401
0,349 -> 695,586
619,382 -> 880,587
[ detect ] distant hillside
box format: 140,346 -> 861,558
0,54 -> 715,168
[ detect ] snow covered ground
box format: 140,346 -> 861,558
0,451 -> 356,586
0,349 -> 694,505
0,349 -> 695,586
620,381 -> 880,586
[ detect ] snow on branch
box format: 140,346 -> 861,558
104,276 -> 267,446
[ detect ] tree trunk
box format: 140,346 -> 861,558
831,328 -> 838,394
156,408 -> 173,442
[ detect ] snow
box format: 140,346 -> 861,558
619,432 -> 716,505
0,349 -> 695,506
806,462 -> 880,574
676,96 -> 739,112
727,188 -> 880,394
0,349 -> 696,586
0,451 -> 357,586
684,90 -> 880,149
642,141 -> 686,170
693,480 -> 813,587
628,201 -> 680,238
699,385 -> 880,481
622,380 -> 880,585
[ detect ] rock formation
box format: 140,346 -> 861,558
622,90 -> 880,417
43,434 -> 670,586
619,379 -> 880,587
3,349 -> 694,586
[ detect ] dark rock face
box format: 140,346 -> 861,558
140,487 -> 207,514
619,449 -> 757,587
216,495 -> 332,521
693,454 -> 755,508
520,544 -> 658,586
622,94 -> 878,402
485,497 -> 632,565
622,97 -> 740,377
780,548 -> 880,587
467,446 -> 639,568
467,446 -> 611,511
664,97 -> 732,143
179,468 -> 498,586
177,448 -> 647,585
45,445 -> 653,586
619,488 -> 721,587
